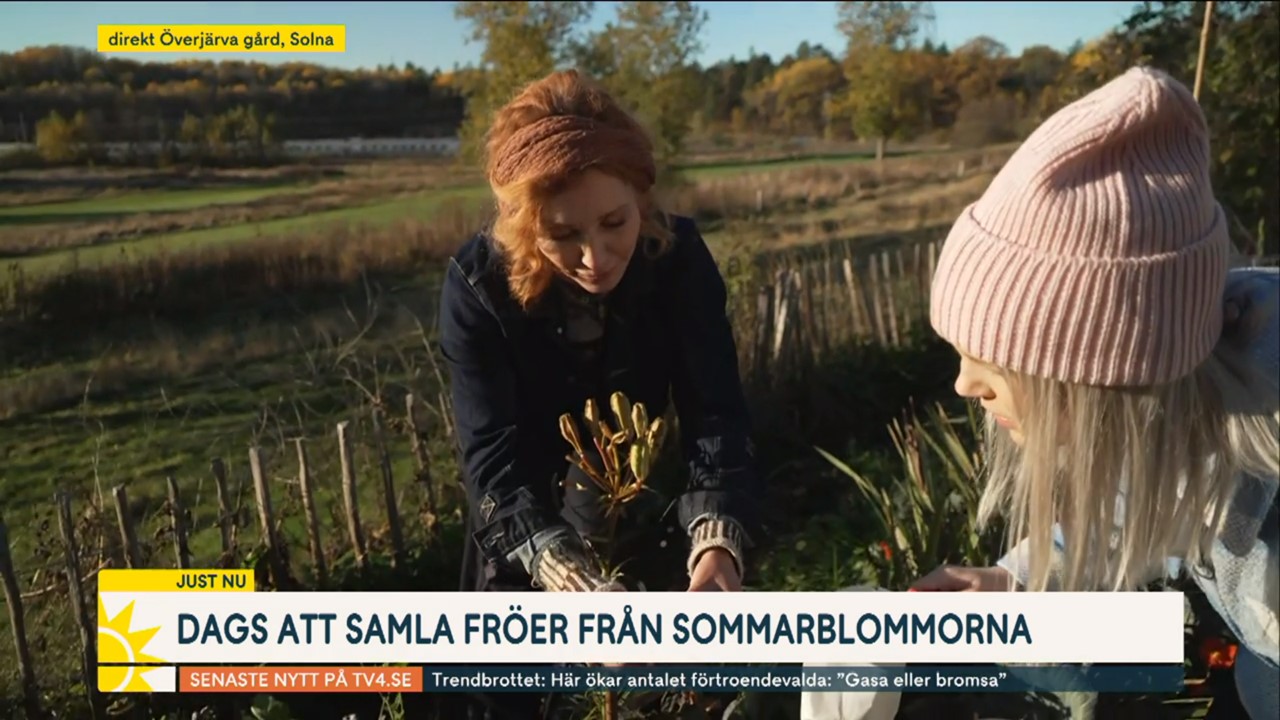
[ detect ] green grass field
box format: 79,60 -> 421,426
10,186 -> 492,278
0,185 -> 308,223
2,150 -> 896,281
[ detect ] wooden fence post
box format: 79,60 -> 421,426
56,491 -> 102,720
404,393 -> 436,522
753,283 -> 774,381
868,256 -> 887,346
110,485 -> 142,569
798,266 -> 819,367
372,408 -> 406,568
0,516 -> 43,719
895,247 -> 913,337
881,252 -> 901,347
210,457 -> 234,558
771,270 -> 791,365
913,242 -> 927,324
167,476 -> 191,570
337,421 -> 369,573
842,256 -> 870,341
249,447 -> 287,587
295,438 -> 327,588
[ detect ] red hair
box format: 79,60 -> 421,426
483,69 -> 672,309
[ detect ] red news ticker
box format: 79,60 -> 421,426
180,666 -> 422,692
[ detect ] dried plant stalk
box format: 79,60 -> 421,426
559,391 -> 668,523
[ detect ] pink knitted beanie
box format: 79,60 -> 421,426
930,66 -> 1230,387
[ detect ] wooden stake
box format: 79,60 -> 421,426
1194,1 -> 1215,101
56,491 -> 101,720
337,421 -> 369,572
913,242 -> 926,322
210,457 -> 234,556
295,438 -> 327,588
110,485 -> 142,569
797,267 -> 818,366
167,476 -> 191,570
0,517 -> 42,720
249,447 -> 287,587
881,252 -> 901,347
841,257 -> 867,340
770,272 -> 791,365
372,408 -> 406,568
868,256 -> 887,346
404,394 -> 437,520
754,283 -> 774,380
895,248 -> 911,337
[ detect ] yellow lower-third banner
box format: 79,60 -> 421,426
99,666 -> 176,693
97,25 -> 345,52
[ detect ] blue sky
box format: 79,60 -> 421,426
0,1 -> 1141,72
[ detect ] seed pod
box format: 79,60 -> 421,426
631,402 -> 649,440
646,417 -> 667,452
629,443 -> 650,482
583,399 -> 606,445
559,414 -> 585,456
610,392 -> 634,439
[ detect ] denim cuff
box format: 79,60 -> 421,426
506,526 -> 573,575
686,513 -> 748,579
470,488 -> 565,568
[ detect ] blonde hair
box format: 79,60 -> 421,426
978,301 -> 1280,592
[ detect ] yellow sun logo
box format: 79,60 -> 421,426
97,596 -> 166,692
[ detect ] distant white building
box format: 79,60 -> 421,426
0,137 -> 461,160
283,136 -> 460,158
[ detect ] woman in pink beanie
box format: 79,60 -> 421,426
914,66 -> 1278,717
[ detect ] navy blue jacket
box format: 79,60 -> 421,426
438,213 -> 762,574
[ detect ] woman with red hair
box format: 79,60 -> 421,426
439,67 -> 760,614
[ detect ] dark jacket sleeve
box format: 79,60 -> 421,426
437,257 -> 565,568
438,256 -> 622,592
664,218 -> 764,551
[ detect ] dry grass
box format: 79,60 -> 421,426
711,171 -> 998,249
0,147 -> 1015,339
0,160 -> 473,255
0,195 -> 483,329
663,146 -> 1008,227
679,133 -> 951,166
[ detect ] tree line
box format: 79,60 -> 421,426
447,0 -> 1273,252
0,1 -> 1273,252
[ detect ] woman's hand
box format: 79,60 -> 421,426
910,565 -> 1016,592
687,548 -> 742,592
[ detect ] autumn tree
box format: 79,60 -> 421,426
570,1 -> 708,164
33,108 -> 100,163
837,0 -> 929,48
453,1 -> 594,162
743,55 -> 844,136
834,1 -> 934,161
1120,0 -> 1278,255
1011,45 -> 1068,123
35,110 -> 81,162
